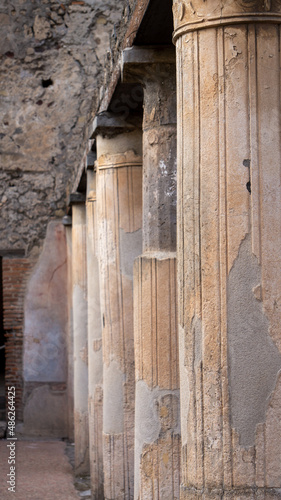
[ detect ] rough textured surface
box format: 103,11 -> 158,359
0,440 -> 79,499
134,255 -> 180,499
134,381 -> 181,499
122,52 -> 177,252
175,0 -> 281,495
0,0 -> 125,254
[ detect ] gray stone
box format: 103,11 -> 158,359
0,0 -> 125,254
228,235 -> 281,446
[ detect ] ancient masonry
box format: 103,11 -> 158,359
0,0 -> 281,499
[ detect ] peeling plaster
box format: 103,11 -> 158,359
134,380 -> 180,498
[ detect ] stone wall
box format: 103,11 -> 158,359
0,0 -> 125,254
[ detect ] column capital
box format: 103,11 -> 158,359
86,149 -> 96,170
96,150 -> 142,171
62,215 -> 72,226
69,192 -> 86,206
89,112 -> 135,140
122,45 -> 175,84
172,0 -> 281,41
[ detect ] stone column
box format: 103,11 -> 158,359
63,214 -> 74,442
93,115 -> 142,500
71,195 -> 89,475
86,169 -> 103,498
122,47 -> 181,500
173,2 -> 281,498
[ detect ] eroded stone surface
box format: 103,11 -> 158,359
129,55 -> 180,499
0,0 -> 124,253
134,256 -> 180,499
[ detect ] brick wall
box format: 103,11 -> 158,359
2,257 -> 33,422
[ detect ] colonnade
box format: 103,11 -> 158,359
65,2 -> 281,496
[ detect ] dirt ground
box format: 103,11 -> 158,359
0,439 -> 80,500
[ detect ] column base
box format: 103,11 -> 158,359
180,486 -> 281,500
74,410 -> 89,475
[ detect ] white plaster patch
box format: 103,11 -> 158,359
98,218 -> 116,272
159,159 -> 168,176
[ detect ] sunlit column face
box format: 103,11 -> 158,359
174,0 -> 281,496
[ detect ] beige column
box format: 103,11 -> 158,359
93,115 -> 142,500
122,47 -> 181,500
86,169 -> 103,499
63,214 -> 74,442
71,195 -> 89,475
173,2 -> 281,498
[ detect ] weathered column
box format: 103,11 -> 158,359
173,2 -> 281,498
63,214 -> 74,442
122,47 -> 181,500
71,195 -> 89,475
93,114 -> 142,499
86,169 -> 103,498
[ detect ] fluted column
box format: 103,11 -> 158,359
173,1 -> 281,498
72,196 -> 89,475
94,117 -> 142,499
63,215 -> 74,442
86,170 -> 103,498
122,47 -> 181,500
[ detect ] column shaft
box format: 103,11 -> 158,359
173,1 -> 281,497
86,171 -> 103,498
65,222 -> 74,442
129,60 -> 181,499
96,135 -> 142,499
72,203 -> 89,474
134,255 -> 180,499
